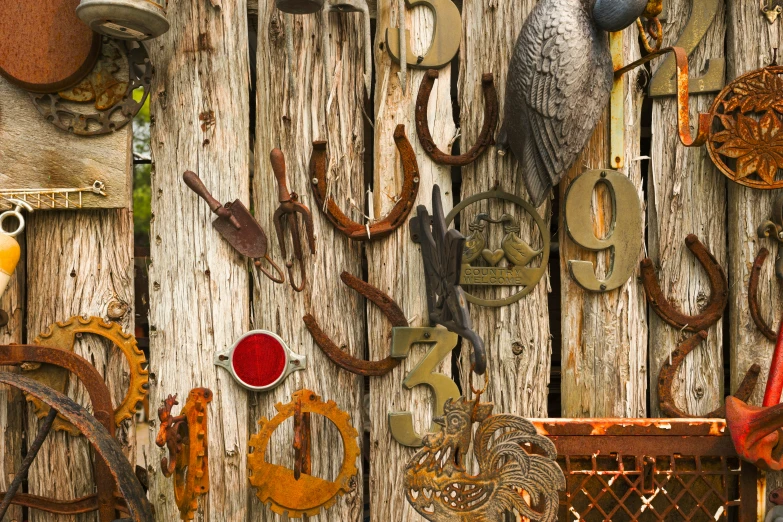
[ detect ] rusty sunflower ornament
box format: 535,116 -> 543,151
707,64 -> 783,189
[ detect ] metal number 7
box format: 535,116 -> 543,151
388,327 -> 460,448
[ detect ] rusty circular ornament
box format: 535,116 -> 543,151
215,330 -> 306,392
248,389 -> 360,519
443,190 -> 550,307
28,37 -> 152,136
0,0 -> 101,93
707,65 -> 783,189
23,316 -> 149,435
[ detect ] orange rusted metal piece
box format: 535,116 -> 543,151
415,70 -> 499,167
657,331 -> 760,418
310,124 -> 420,241
248,389 -> 359,519
156,388 -> 212,521
615,46 -> 710,148
304,271 -> 408,376
23,315 -> 149,435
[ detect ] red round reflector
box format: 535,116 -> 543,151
231,332 -> 288,388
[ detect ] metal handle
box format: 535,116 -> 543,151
270,149 -> 292,203
182,171 -> 241,229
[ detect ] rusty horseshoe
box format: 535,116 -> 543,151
657,331 -> 761,418
749,248 -> 779,342
304,272 -> 408,376
310,124 -> 420,241
641,234 -> 728,332
415,70 -> 499,167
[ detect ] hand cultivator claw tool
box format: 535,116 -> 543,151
183,171 -> 285,284
727,319 -> 783,470
270,149 -> 316,292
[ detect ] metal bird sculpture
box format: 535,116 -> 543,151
404,397 -> 565,522
499,213 -> 542,267
410,185 -> 486,374
463,213 -> 489,264
498,0 -> 649,206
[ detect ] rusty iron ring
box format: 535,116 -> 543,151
658,331 -> 761,418
304,272 -> 408,376
415,70 -> 498,167
29,38 -> 151,136
310,124 -> 420,241
641,234 -> 728,332
0,371 -> 153,521
749,248 -> 778,342
0,344 -> 118,520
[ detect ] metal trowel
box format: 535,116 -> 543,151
183,171 -> 285,283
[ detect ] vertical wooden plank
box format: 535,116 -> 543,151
458,0 -> 553,419
24,206 -> 135,522
648,0 -> 727,418
252,4 -> 365,522
147,0 -> 251,519
0,238 -> 24,522
367,1 -> 455,521
726,0 -> 783,510
558,29 -> 647,418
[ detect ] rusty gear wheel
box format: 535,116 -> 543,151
248,389 -> 360,519
23,316 -> 149,435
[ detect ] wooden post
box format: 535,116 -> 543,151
726,0 -> 783,509
559,28 -> 647,419
252,3 -> 366,521
648,0 -> 727,417
367,1 -> 455,521
147,0 -> 252,519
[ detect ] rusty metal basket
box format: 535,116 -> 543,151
533,419 -> 759,521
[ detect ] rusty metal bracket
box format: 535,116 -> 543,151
29,38 -> 151,136
156,388 -> 212,521
271,149 -> 316,292
248,389 -> 360,519
749,248 -> 778,342
615,46 -> 710,148
23,316 -> 149,435
310,124 -> 420,241
641,234 -> 728,332
415,70 -> 499,167
0,370 -> 153,521
658,331 -> 761,418
304,271 -> 408,376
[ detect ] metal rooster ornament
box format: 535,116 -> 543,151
404,396 -> 565,522
498,0 -> 650,206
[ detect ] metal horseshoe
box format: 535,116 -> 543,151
640,234 -> 728,332
658,331 -> 761,418
749,248 -> 779,342
304,272 -> 408,376
310,124 -> 420,241
415,70 -> 499,167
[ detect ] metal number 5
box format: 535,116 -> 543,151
563,170 -> 643,292
388,327 -> 459,448
648,0 -> 724,97
385,0 -> 461,69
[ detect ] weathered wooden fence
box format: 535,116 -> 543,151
2,0 -> 782,520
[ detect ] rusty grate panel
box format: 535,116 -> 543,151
533,419 -> 758,522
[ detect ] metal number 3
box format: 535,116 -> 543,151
648,0 -> 725,97
563,170 -> 643,293
385,0 -> 461,69
388,328 -> 460,447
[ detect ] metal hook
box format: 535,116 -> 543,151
254,256 -> 286,284
310,124 -> 420,242
657,331 -> 760,418
640,234 -> 728,332
271,149 -> 316,292
304,272 -> 408,376
415,70 -> 499,167
749,248 -> 778,342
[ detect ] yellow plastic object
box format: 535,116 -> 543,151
0,233 -> 21,301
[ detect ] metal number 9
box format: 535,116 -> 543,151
563,170 -> 643,293
388,328 -> 459,448
385,0 -> 461,69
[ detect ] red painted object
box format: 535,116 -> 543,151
232,333 -> 287,389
